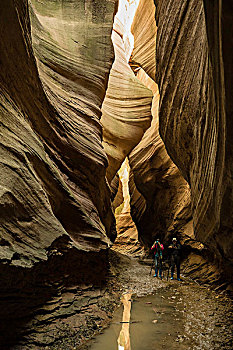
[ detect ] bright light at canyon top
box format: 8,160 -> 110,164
116,0 -> 140,61
118,159 -> 131,214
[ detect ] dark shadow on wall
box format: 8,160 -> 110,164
0,236 -> 109,348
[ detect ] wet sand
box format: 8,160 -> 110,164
85,253 -> 233,350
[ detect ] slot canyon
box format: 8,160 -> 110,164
0,0 -> 233,349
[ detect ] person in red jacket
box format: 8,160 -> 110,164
151,238 -> 164,279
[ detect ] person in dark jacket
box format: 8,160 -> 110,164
168,237 -> 182,281
151,238 -> 164,279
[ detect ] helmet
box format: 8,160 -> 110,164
172,237 -> 177,241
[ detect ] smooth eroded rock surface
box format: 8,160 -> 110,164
155,0 -> 233,277
0,0 -> 116,269
0,0 -> 117,346
128,70 -> 193,248
131,0 -> 156,80
113,160 -> 144,257
101,0 -> 153,183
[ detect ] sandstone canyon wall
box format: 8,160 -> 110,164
0,0 -> 117,267
112,160 -> 144,257
0,0 -> 233,347
101,0 -> 153,183
0,0 -> 117,347
109,0 -> 233,287
155,0 -> 233,282
110,0 -> 194,256
128,70 -> 193,249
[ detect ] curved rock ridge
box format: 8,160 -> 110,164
128,69 -> 193,247
111,174 -> 124,211
113,159 -> 144,257
131,0 -> 156,80
101,2 -> 153,183
0,0 -> 117,267
155,0 -> 233,274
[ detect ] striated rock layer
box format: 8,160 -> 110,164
107,0 -> 194,257
101,0 -> 154,256
0,0 -> 116,267
0,0 -> 117,346
104,0 -> 195,266
131,0 -> 156,80
101,0 -> 153,183
1,1 -> 233,347
155,0 -> 233,281
128,70 -> 193,249
113,0 -> 233,287
113,160 -> 144,257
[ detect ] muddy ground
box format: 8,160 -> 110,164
34,249 -> 233,350
80,250 -> 233,350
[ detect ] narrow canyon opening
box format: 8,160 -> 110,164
101,0 -> 194,259
112,158 -> 142,257
0,0 -> 233,349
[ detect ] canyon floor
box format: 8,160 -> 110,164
5,250 -> 233,350
61,250 -> 233,350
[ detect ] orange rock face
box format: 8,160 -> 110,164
113,160 -> 144,257
131,0 -> 156,80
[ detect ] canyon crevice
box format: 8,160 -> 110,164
0,0 -> 233,348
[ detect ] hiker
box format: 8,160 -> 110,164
151,238 -> 164,279
168,237 -> 182,281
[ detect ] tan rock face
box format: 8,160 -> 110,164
0,0 -> 118,346
131,0 -> 156,80
155,0 -> 233,271
128,70 -> 192,247
101,0 -> 153,183
101,0 -> 154,256
3,0 -> 233,346
113,160 -> 144,257
1,5 -> 233,344
103,0 -> 193,258
0,0 -> 117,267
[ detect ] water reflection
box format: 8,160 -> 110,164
117,293 -> 132,350
88,289 -> 186,350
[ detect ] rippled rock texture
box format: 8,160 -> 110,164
101,0 -> 153,183
108,0 -> 194,256
0,0 -> 117,346
1,0 -> 233,346
155,0 -> 233,282
131,0 -> 156,80
0,0 -> 116,266
128,70 -> 193,249
112,160 -> 144,257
